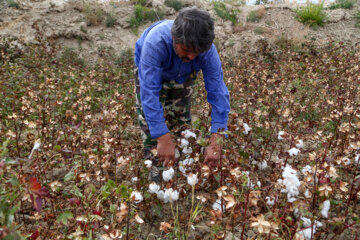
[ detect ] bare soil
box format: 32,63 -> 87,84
0,0 -> 359,64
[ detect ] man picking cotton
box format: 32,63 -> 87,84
134,7 -> 230,182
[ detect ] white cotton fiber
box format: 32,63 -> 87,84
301,165 -> 312,174
180,138 -> 189,148
149,183 -> 160,194
162,167 -> 175,182
243,123 -> 251,135
182,130 -> 197,139
288,148 -> 300,157
321,200 -> 330,218
280,165 -> 300,202
212,199 -> 222,211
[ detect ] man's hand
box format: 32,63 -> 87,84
157,132 -> 175,167
204,133 -> 223,169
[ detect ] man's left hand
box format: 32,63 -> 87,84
204,133 -> 223,169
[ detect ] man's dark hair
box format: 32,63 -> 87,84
171,7 -> 215,53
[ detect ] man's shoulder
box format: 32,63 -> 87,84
145,20 -> 173,40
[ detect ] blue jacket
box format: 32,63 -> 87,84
135,20 -> 230,139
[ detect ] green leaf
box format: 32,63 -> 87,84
64,170 -> 75,182
57,211 -> 74,225
9,177 -> 19,187
106,179 -> 116,189
110,204 -> 117,213
54,145 -> 61,151
73,187 -> 83,198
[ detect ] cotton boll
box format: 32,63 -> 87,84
149,183 -> 160,194
157,190 -> 165,201
182,147 -> 192,155
32,140 -> 41,151
281,165 -> 301,202
288,148 -> 300,157
244,171 -> 254,188
180,139 -> 189,148
304,189 -> 312,198
298,227 -> 314,240
131,177 -> 138,183
175,148 -> 180,159
321,200 -> 330,218
296,140 -> 304,148
131,191 -> 143,203
164,188 -> 179,203
28,140 -> 41,160
298,218 -> 323,240
258,160 -> 268,170
278,131 -> 286,140
182,130 -> 197,139
187,174 -> 198,186
301,165 -> 312,174
163,167 -> 175,182
355,154 -> 360,165
342,157 -> 351,165
183,158 -> 194,166
212,199 -> 222,211
144,160 -> 152,168
179,162 -> 187,174
301,217 -> 311,227
265,196 -> 275,206
169,190 -> 179,203
243,123 -> 252,135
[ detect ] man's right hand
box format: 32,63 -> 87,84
157,132 -> 175,167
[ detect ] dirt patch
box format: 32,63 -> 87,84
0,0 -> 359,63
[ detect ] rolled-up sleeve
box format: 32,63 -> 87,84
138,41 -> 169,139
201,45 -> 230,134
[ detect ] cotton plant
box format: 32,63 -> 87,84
296,139 -> 304,148
288,148 -> 300,157
187,173 -> 198,187
355,154 -> 360,165
321,200 -> 330,218
297,217 -> 323,240
257,160 -> 268,170
163,167 -> 175,182
278,165 -> 301,202
278,131 -> 286,140
148,183 -> 160,194
182,130 -> 197,139
163,188 -> 179,203
144,160 -> 152,168
212,199 -> 222,211
243,123 -> 252,135
179,157 -> 195,175
131,177 -> 138,183
130,191 -> 143,204
28,139 -> 41,160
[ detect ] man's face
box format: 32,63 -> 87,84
173,42 -> 200,62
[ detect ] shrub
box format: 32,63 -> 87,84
81,2 -> 105,26
255,0 -> 269,4
7,0 -> 19,9
254,26 -> 264,34
355,11 -> 360,28
213,1 -> 240,25
247,8 -> 266,22
129,4 -> 164,33
164,0 -> 183,11
328,0 -> 355,9
105,13 -> 117,27
295,2 -> 326,28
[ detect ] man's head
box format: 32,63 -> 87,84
171,7 -> 215,62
